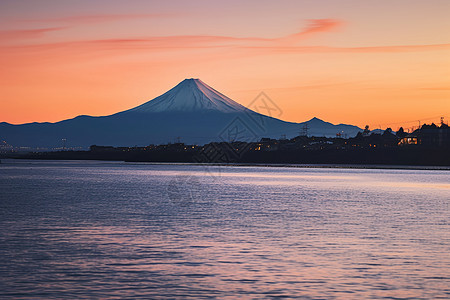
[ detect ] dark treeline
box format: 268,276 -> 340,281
6,123 -> 450,166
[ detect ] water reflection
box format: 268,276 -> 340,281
0,161 -> 449,298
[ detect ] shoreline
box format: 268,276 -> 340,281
2,158 -> 450,171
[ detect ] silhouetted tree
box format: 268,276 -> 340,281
363,125 -> 370,136
396,127 -> 407,138
383,128 -> 393,136
422,123 -> 438,129
381,127 -> 397,146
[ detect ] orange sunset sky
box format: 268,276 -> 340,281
1,0 -> 449,129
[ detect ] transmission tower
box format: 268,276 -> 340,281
300,123 -> 309,137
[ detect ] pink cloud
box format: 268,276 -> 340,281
0,27 -> 64,42
2,18 -> 338,47
3,18 -> 448,58
286,19 -> 343,40
75,19 -> 341,49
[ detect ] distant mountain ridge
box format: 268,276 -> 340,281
0,79 -> 362,148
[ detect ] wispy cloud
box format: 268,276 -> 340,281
0,27 -> 64,42
2,18 -> 339,46
85,35 -> 275,51
284,19 -> 343,41
8,37 -> 447,56
2,18 -> 449,57
24,13 -> 177,25
243,44 -> 450,53
76,18 -> 340,49
340,44 -> 450,53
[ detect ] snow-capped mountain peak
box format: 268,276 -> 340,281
1,78 -> 363,147
126,78 -> 249,113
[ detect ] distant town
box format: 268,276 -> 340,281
2,122 -> 450,166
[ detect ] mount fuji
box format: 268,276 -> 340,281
0,79 -> 362,148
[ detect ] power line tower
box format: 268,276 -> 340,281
61,138 -> 67,151
300,123 -> 309,137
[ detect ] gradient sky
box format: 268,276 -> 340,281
1,0 -> 449,129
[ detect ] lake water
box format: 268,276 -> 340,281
0,160 -> 449,299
